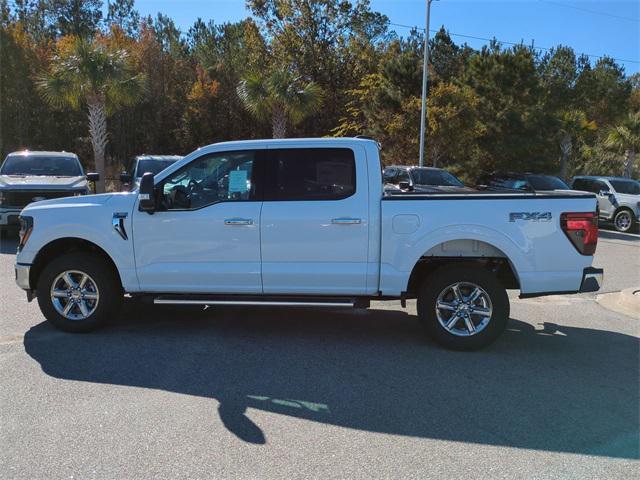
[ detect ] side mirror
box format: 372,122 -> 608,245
138,172 -> 156,213
599,189 -> 612,198
86,172 -> 100,183
398,181 -> 413,191
120,172 -> 131,184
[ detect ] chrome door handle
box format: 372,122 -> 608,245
331,217 -> 362,225
224,218 -> 253,225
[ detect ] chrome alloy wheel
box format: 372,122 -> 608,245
435,282 -> 493,337
615,211 -> 632,232
50,270 -> 100,321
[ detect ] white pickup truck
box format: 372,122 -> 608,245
14,138 -> 603,350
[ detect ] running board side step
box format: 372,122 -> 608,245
152,294 -> 369,308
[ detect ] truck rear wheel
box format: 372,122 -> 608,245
36,252 -> 122,332
417,265 -> 509,350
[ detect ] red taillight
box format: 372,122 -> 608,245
560,212 -> 598,255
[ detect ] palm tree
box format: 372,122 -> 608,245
37,36 -> 146,192
237,69 -> 323,139
604,112 -> 640,178
556,110 -> 596,180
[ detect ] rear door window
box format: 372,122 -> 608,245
267,148 -> 356,201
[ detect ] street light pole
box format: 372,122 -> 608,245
418,0 -> 435,167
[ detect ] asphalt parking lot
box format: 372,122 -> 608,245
0,228 -> 638,479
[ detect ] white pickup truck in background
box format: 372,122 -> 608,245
14,138 -> 603,350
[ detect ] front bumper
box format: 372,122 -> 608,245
579,267 -> 604,293
15,263 -> 31,290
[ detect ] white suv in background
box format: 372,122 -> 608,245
571,176 -> 640,233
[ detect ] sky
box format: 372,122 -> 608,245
133,0 -> 640,75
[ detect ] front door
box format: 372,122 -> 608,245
133,149 -> 264,293
260,146 -> 369,295
594,180 -> 616,219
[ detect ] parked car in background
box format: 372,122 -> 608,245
15,138 -> 603,351
383,165 -> 473,193
476,172 -> 570,193
0,151 -> 97,236
570,176 -> 640,233
120,155 -> 182,190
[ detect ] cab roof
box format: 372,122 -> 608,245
573,175 -> 638,181
7,150 -> 78,158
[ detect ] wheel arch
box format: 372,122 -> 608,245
405,239 -> 521,295
30,237 -> 123,291
613,205 -> 636,218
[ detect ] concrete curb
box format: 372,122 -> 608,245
597,288 -> 640,319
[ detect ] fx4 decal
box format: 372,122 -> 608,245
509,212 -> 552,222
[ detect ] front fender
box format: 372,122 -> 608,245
17,194 -> 139,291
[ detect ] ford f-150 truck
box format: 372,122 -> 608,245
0,150 -> 98,234
14,138 -> 603,350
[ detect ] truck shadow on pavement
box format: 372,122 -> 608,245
23,302 -> 639,459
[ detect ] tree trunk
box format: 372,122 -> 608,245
559,133 -> 572,181
87,99 -> 108,193
624,149 -> 635,178
431,143 -> 442,168
272,106 -> 287,139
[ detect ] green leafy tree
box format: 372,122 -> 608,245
36,36 -> 146,191
555,110 -> 596,179
46,0 -> 102,37
575,57 -> 631,128
105,0 -> 139,37
237,69 -> 323,138
604,112 -> 640,178
463,43 -> 554,174
247,0 -> 388,136
427,82 -> 485,171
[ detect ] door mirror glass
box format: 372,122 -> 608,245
599,189 -> 612,197
398,181 -> 413,191
138,172 -> 156,212
120,172 -> 131,184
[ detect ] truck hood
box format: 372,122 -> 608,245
22,192 -> 136,213
0,175 -> 88,190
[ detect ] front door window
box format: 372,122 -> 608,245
161,151 -> 256,210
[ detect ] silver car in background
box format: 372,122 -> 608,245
571,176 -> 640,232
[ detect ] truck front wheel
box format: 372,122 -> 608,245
36,252 -> 122,332
417,265 -> 509,350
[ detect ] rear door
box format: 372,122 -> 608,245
260,146 -> 369,295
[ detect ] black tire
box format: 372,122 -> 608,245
613,208 -> 636,233
36,252 -> 122,332
417,265 -> 509,351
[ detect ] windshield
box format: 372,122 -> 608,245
135,159 -> 179,178
528,175 -> 569,190
411,169 -> 464,187
0,155 -> 82,176
610,179 -> 640,195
